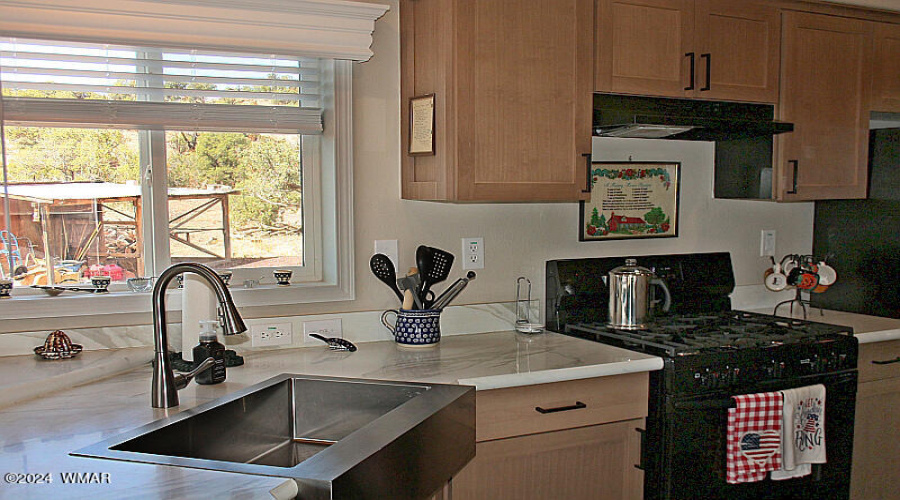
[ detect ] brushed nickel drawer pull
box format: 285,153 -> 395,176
535,401 -> 586,414
872,357 -> 900,365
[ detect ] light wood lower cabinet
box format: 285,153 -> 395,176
451,372 -> 648,500
453,419 -> 643,500
851,340 -> 900,499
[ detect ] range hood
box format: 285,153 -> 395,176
593,94 -> 793,141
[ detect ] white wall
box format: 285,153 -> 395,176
349,0 -> 815,316
0,0 -> 818,340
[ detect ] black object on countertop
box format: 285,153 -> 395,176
193,329 -> 226,385
309,333 -> 357,352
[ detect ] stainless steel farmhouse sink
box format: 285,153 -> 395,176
74,374 -> 475,499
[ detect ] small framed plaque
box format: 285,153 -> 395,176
409,94 -> 435,155
580,161 -> 680,241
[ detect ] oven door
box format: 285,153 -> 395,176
651,371 -> 857,500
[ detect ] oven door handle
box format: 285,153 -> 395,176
673,398 -> 735,410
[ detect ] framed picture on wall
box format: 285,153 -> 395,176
579,161 -> 680,241
408,94 -> 435,155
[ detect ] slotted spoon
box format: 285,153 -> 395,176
370,253 -> 403,302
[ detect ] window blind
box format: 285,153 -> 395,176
0,37 -> 323,134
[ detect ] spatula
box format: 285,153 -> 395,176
370,253 -> 403,302
417,245 -> 455,308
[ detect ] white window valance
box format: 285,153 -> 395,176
1,37 -> 325,133
0,0 -> 389,61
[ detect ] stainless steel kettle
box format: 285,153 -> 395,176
607,259 -> 672,330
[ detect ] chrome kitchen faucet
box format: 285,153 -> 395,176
151,263 -> 247,408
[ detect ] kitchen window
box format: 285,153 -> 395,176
0,36 -> 355,321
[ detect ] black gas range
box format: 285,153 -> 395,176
546,252 -> 858,500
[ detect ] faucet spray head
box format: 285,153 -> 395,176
219,301 -> 247,335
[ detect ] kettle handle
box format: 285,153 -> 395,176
650,278 -> 672,313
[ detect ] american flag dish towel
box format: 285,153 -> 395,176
726,391 -> 783,484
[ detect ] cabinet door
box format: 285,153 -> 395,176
454,0 -> 593,201
872,22 -> 900,112
453,419 -> 644,500
400,0 -> 456,201
777,12 -> 873,201
851,377 -> 900,499
595,0 -> 694,98
694,0 -> 780,103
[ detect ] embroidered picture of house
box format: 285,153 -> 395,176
580,162 -> 679,241
607,213 -> 645,232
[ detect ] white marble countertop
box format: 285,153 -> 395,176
0,330 -> 661,499
748,307 -> 900,344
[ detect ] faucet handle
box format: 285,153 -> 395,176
173,357 -> 215,390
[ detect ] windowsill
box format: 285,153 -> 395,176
0,280 -> 354,331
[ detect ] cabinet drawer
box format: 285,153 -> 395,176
474,372 -> 649,442
858,340 -> 900,383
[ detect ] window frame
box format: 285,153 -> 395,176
0,59 -> 355,328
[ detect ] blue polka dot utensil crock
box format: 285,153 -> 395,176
381,308 -> 441,348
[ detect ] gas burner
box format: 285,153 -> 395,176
566,310 -> 850,357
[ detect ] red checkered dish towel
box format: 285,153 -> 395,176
726,391 -> 783,484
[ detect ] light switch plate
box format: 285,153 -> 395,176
760,229 -> 776,257
303,319 -> 343,344
374,239 -> 399,271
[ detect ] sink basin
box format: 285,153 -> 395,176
74,374 -> 475,499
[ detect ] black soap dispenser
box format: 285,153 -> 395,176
193,320 -> 226,385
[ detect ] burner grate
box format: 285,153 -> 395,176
566,311 -> 850,357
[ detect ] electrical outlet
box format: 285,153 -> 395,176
760,229 -> 776,257
374,239 -> 399,271
462,237 -> 484,270
250,322 -> 293,347
303,319 -> 343,344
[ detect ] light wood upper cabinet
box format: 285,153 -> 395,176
695,0 -> 780,103
595,0 -> 693,98
776,11 -> 873,201
595,0 -> 780,103
872,22 -> 900,112
400,0 -> 593,202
